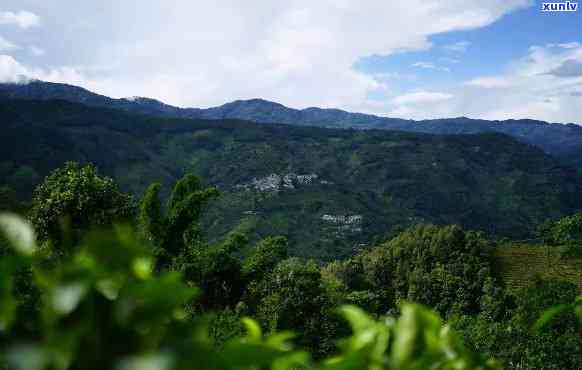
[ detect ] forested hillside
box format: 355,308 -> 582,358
1,164 -> 581,369
3,81 -> 582,169
2,98 -> 582,259
0,100 -> 582,259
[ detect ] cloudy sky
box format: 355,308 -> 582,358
0,1 -> 581,123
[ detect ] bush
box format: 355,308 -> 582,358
0,214 -> 499,370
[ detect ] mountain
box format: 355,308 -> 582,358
2,80 -> 582,169
2,98 -> 582,260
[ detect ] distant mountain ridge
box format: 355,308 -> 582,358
2,80 -> 582,167
2,98 -> 582,259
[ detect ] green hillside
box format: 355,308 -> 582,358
2,98 -> 582,259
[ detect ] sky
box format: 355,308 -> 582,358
0,0 -> 581,123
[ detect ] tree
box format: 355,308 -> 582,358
178,232 -> 247,310
28,162 -> 133,250
325,224 -> 493,317
248,257 -> 333,354
137,174 -> 219,266
242,236 -> 288,282
537,213 -> 582,256
0,215 -> 500,370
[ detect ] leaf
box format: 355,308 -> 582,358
132,257 -> 153,280
6,344 -> 48,370
0,255 -> 29,332
0,213 -> 36,256
266,331 -> 297,347
221,342 -> 288,368
0,273 -> 17,332
116,352 -> 174,370
52,282 -> 88,315
96,277 -> 124,300
338,305 -> 375,333
241,317 -> 262,340
532,304 -> 570,332
391,303 -> 442,367
575,306 -> 582,323
272,351 -> 310,370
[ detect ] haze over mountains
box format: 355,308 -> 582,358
2,80 -> 582,169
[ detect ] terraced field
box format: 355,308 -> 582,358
490,244 -> 582,292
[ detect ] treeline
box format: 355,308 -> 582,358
1,162 -> 581,369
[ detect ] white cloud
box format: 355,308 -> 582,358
465,76 -> 515,88
0,10 -> 40,29
0,55 -> 29,82
440,57 -> 460,64
393,91 -> 453,105
547,42 -> 581,49
0,0 -> 530,110
546,59 -> 582,77
443,40 -> 471,52
0,36 -> 17,51
392,43 -> 582,122
28,46 -> 45,56
0,54 -> 116,93
412,61 -> 450,72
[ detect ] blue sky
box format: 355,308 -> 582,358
354,2 -> 582,119
0,0 -> 581,123
357,2 -> 582,78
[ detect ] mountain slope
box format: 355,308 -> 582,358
1,98 -> 582,259
2,81 -> 582,169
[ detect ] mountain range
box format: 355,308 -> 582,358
1,97 -> 582,259
2,80 -> 582,169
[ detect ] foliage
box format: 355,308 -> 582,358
453,277 -> 582,370
2,162 -> 582,370
137,175 -> 219,266
242,236 -> 288,282
324,225 -> 492,317
3,99 -> 582,259
537,213 -> 582,257
0,214 -> 500,370
28,162 -> 133,249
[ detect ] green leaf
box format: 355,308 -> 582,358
338,305 -> 375,333
6,344 -> 48,370
221,342 -> 289,368
52,282 -> 89,315
0,273 -> 17,332
96,276 -> 124,300
132,257 -> 153,280
0,213 -> 36,256
532,304 -> 570,332
391,303 -> 442,368
0,255 -> 29,332
241,317 -> 262,340
574,306 -> 582,323
272,351 -> 310,370
116,352 -> 174,370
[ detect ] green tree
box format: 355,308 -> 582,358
178,232 -> 247,310
0,214 -> 500,370
248,258 -> 333,354
28,162 -> 133,250
454,278 -> 582,370
137,174 -> 219,265
242,236 -> 288,282
326,224 -> 493,317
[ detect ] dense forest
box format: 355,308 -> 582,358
2,99 -> 582,260
4,81 -> 582,169
1,163 -> 581,369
